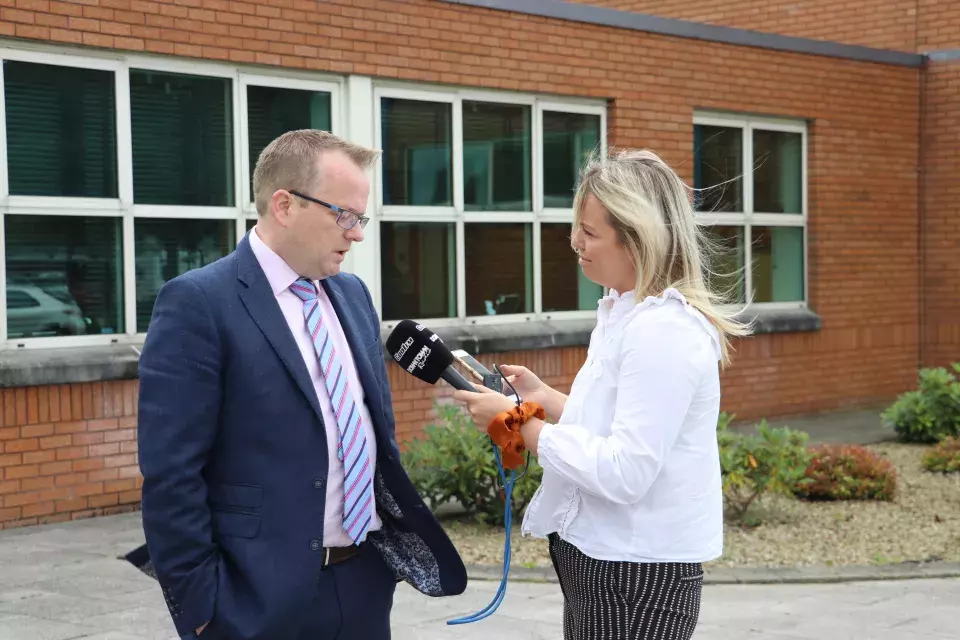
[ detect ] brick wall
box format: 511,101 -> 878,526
921,60 -> 960,368
572,0 -> 921,51
917,1 -> 960,50
0,0 -> 932,521
0,381 -> 142,530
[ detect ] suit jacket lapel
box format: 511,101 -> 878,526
236,236 -> 325,425
321,277 -> 385,433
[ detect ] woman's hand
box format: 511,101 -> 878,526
451,383 -> 519,432
499,364 -> 566,421
499,364 -> 545,402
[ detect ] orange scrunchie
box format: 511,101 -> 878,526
486,402 -> 545,469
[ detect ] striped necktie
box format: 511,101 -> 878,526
290,278 -> 373,544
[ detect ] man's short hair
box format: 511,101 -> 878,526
252,129 -> 380,215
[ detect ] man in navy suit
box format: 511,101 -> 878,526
136,129 -> 467,640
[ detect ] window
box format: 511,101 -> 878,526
4,60 -> 118,198
693,113 -> 807,306
4,215 -> 123,339
375,88 -> 605,323
0,48 -> 343,346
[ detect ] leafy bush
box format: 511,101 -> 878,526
882,364 -> 960,444
400,403 -> 542,526
718,413 -> 813,523
795,444 -> 897,501
922,436 -> 960,473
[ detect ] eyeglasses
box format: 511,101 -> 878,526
289,190 -> 369,230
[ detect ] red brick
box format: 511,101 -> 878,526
54,421 -> 85,435
0,480 -> 19,495
55,498 -> 88,513
72,432 -> 104,446
89,493 -> 119,508
21,501 -> 55,518
88,418 -> 119,432
22,423 -> 54,438
22,450 -> 55,465
20,477 -> 54,491
0,507 -> 22,522
4,491 -> 40,508
72,458 -> 104,473
0,453 -> 22,468
4,439 -> 38,453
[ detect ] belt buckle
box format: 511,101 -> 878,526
324,547 -> 332,567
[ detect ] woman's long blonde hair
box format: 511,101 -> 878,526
572,147 -> 752,367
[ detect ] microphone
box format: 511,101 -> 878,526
385,320 -> 474,392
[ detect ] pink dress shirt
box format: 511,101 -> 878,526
249,228 -> 381,547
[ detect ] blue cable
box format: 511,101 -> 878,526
446,443 -> 515,625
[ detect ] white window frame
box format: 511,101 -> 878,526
0,42 -> 344,349
693,111 -> 809,311
372,82 -> 607,330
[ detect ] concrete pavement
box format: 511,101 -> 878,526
0,513 -> 956,639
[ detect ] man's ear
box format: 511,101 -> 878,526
270,190 -> 294,227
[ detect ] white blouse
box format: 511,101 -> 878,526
521,288 -> 724,564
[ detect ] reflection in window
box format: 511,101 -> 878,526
4,60 -> 118,198
465,224 -> 533,316
543,112 -> 601,208
246,85 -> 331,202
462,101 -> 531,211
754,130 -> 802,214
540,223 -> 603,311
135,219 -> 235,332
130,69 -> 234,206
694,125 -> 743,213
702,225 -> 746,304
380,222 -> 456,321
380,98 -> 452,207
4,215 -> 123,339
752,226 -> 804,303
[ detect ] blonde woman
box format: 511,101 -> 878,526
452,149 -> 749,640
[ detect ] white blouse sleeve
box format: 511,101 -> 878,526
536,313 -> 705,505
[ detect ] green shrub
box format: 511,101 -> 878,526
922,436 -> 960,473
795,444 -> 897,501
718,413 -> 813,523
882,364 -> 960,444
400,403 -> 542,526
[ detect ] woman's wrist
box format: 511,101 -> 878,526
520,417 -> 546,456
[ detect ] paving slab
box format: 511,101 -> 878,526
0,513 -> 957,639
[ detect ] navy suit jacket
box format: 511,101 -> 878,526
135,234 -> 467,639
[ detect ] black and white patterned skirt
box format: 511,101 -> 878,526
548,533 -> 704,640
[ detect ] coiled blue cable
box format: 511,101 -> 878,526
446,443 -> 515,625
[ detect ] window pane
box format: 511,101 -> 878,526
541,223 -> 602,311
463,101 -> 531,211
465,223 -> 532,316
543,112 -> 600,209
135,219 -> 235,332
702,225 -> 745,304
381,222 -> 456,321
131,70 -> 234,206
5,215 -> 123,338
752,226 -> 804,303
246,85 -> 331,202
754,130 -> 803,214
4,61 -> 118,198
246,218 -> 256,232
694,125 -> 742,212
381,98 -> 451,207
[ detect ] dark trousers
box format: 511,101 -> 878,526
296,542 -> 398,640
548,533 -> 703,640
184,542 -> 397,640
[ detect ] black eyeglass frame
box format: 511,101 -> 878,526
289,190 -> 369,230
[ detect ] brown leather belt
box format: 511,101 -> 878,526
322,544 -> 360,568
